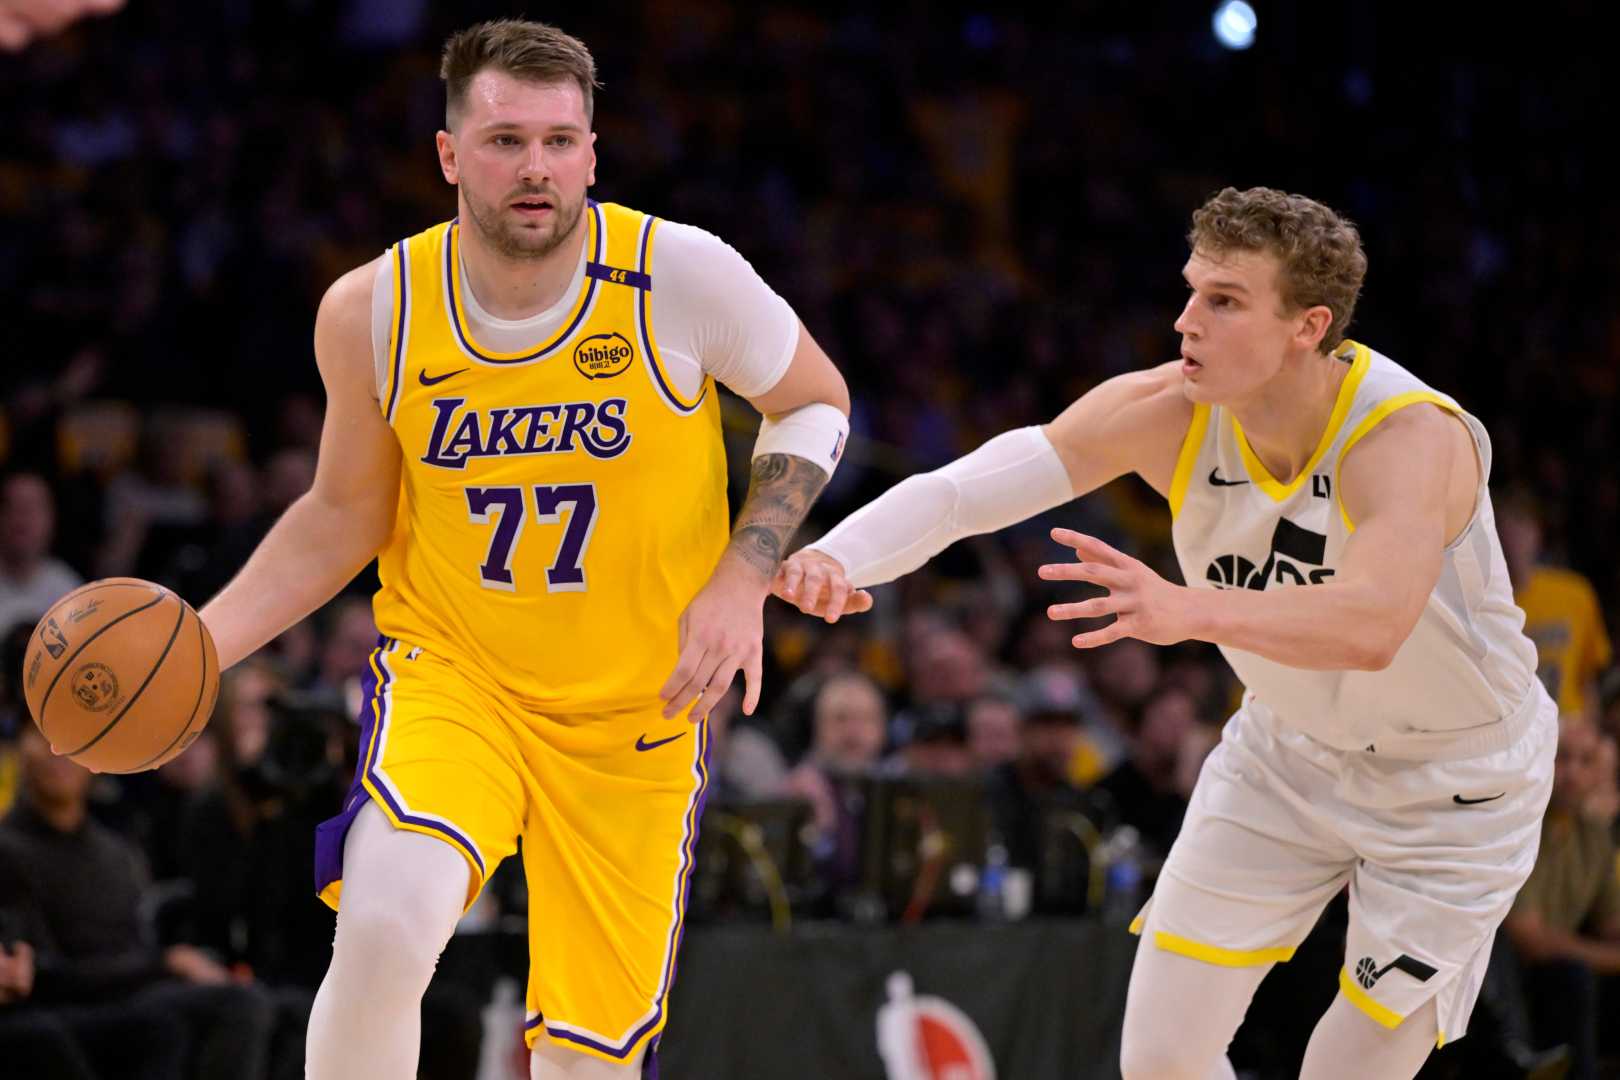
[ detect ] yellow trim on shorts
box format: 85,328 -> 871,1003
1337,967 -> 1405,1029
1168,403 -> 1211,518
1334,390 -> 1463,532
1148,930 -> 1295,967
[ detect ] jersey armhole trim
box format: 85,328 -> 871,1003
637,215 -> 709,415
1168,403 -> 1212,518
382,240 -> 409,425
1334,392 -> 1460,532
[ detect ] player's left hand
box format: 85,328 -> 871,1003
1039,528 -> 1192,648
661,557 -> 767,723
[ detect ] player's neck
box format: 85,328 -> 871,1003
1230,351 -> 1351,485
458,217 -> 585,321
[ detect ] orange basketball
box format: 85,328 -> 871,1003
20,578 -> 219,774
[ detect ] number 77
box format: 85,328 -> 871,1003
464,484 -> 598,593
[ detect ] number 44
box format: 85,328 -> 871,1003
464,484 -> 598,593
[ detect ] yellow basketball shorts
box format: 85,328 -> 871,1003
314,637 -> 710,1065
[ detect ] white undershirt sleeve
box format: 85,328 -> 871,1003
648,222 -> 799,401
806,427 -> 1075,588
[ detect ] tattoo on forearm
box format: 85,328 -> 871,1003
728,453 -> 828,577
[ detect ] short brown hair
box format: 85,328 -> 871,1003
1189,186 -> 1367,354
440,19 -> 600,129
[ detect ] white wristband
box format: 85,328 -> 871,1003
752,401 -> 850,479
806,426 -> 1074,588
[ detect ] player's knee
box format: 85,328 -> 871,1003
529,1037 -> 644,1079
1119,1031 -> 1215,1080
333,893 -> 457,983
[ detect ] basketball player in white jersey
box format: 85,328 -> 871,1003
774,187 -> 1556,1079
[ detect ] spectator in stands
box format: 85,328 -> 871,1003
1502,716 -> 1620,1080
1,621 -> 32,818
0,472 -> 83,633
0,725 -> 274,1080
704,685 -> 789,803
986,674 -> 1104,874
965,691 -> 1023,770
883,704 -> 975,778
166,459 -> 267,604
1094,685 -> 1203,864
2,844 -> 188,1080
1083,639 -> 1161,774
306,597 -> 378,706
1499,491 -> 1613,723
798,672 -> 889,777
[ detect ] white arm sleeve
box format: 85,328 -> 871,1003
806,426 -> 1075,588
649,221 -> 799,400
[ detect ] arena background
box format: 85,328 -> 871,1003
2,2 -> 1616,1078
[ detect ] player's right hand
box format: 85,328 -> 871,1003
771,549 -> 873,623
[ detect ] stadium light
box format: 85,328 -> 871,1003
1212,1 -> 1258,50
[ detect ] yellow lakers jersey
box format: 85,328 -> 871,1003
1516,566 -> 1612,717
372,201 -> 729,713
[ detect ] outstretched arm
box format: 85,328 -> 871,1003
774,362 -> 1191,619
1043,402 -> 1471,670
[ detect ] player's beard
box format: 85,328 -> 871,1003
461,184 -> 586,261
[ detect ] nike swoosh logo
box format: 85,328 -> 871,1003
1453,792 -> 1506,805
635,731 -> 687,752
1209,468 -> 1251,487
419,367 -> 468,387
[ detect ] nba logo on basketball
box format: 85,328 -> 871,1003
876,971 -> 996,1080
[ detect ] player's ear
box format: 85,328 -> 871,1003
1296,304 -> 1332,352
587,130 -> 597,188
436,130 -> 459,185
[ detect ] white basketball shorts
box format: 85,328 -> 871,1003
1130,689 -> 1556,1045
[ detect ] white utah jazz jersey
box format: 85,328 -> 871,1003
1170,340 -> 1542,757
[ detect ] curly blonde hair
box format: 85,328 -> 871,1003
1189,187 -> 1367,354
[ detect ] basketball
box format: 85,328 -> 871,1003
19,578 -> 220,774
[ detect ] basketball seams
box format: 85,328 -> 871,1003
59,596 -> 187,759
120,603 -> 213,773
34,588 -> 167,735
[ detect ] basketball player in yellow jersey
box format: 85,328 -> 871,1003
197,20 -> 851,1080
776,188 -> 1558,1079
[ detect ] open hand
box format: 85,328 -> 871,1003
1039,528 -> 1192,648
660,558 -> 767,723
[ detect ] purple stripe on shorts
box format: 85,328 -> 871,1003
360,644 -> 486,876
541,719 -> 712,1062
314,636 -> 394,896
313,637 -> 485,897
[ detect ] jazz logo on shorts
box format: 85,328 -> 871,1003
1354,953 -> 1437,990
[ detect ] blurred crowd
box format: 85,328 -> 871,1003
3,1 -> 1619,1078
